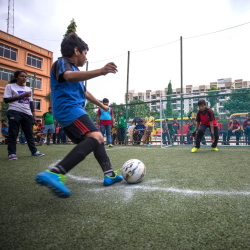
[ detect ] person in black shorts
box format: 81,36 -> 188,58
191,99 -> 219,153
35,32 -> 123,198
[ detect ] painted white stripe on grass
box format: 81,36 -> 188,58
67,173 -> 250,196
89,184 -> 250,196
67,174 -> 102,184
48,161 -> 250,197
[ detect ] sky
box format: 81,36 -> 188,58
1,0 -> 250,104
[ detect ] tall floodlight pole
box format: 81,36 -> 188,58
180,36 -> 184,144
125,51 -> 130,145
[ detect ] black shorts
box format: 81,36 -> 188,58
63,114 -> 99,144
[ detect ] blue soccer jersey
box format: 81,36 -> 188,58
50,58 -> 87,127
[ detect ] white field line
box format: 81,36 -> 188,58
67,174 -> 250,196
48,158 -> 250,197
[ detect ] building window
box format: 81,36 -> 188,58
27,54 -> 42,69
0,68 -> 14,81
26,76 -> 42,89
33,99 -> 41,110
0,43 -> 17,61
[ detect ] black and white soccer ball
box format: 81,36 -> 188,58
122,159 -> 146,184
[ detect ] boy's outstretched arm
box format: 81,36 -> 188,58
63,62 -> 117,82
85,90 -> 109,112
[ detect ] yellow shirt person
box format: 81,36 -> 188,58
144,112 -> 154,145
145,114 -> 154,127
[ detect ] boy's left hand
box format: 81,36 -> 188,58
101,105 -> 109,112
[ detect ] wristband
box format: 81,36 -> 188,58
20,94 -> 25,99
100,68 -> 104,75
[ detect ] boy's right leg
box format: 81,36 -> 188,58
192,124 -> 206,152
35,115 -> 122,197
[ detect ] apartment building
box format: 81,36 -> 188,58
0,30 -> 53,119
126,78 -> 250,118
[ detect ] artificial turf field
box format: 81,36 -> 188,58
0,144 -> 250,250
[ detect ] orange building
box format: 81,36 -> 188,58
0,30 -> 53,120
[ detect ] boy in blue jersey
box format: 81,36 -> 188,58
35,33 -> 123,198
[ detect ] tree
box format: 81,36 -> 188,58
0,101 -> 9,121
224,89 -> 250,114
165,80 -> 173,118
150,110 -> 160,119
85,101 -> 97,122
172,110 -> 179,118
64,18 -> 77,37
44,92 -> 51,105
127,100 -> 150,120
207,86 -> 220,108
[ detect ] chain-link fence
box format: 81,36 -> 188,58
1,89 -> 250,146
84,88 -> 250,146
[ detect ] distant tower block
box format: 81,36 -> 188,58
7,0 -> 14,35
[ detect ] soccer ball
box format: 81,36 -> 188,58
122,159 -> 146,184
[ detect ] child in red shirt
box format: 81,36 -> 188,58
226,115 -> 241,145
191,99 -> 219,152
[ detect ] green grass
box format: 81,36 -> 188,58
1,144 -> 250,250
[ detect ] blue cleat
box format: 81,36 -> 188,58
35,170 -> 71,198
104,172 -> 123,186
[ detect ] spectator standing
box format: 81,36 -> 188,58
243,113 -> 250,145
57,124 -> 67,144
130,113 -> 144,126
96,98 -> 115,148
133,119 -> 146,145
1,119 -> 9,144
117,110 -> 126,144
226,115 -> 241,145
3,70 -> 44,160
41,107 -> 55,145
144,112 -> 154,146
162,119 -> 174,145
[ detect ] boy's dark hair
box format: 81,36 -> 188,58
1,119 -> 6,123
103,98 -> 109,103
49,107 -> 52,110
198,99 -> 206,106
61,32 -> 89,57
10,70 -> 27,83
37,119 -> 41,122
